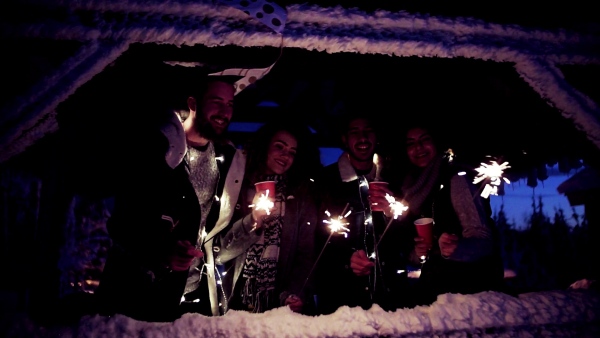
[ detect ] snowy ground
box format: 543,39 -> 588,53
3,288 -> 599,338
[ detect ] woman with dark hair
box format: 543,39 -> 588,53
215,117 -> 322,314
396,122 -> 505,306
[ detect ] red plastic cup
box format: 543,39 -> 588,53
369,181 -> 390,213
254,181 -> 276,199
414,217 -> 434,245
369,181 -> 389,192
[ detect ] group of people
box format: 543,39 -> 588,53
93,76 -> 506,322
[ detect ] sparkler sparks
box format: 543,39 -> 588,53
384,194 -> 408,220
249,189 -> 275,215
323,209 -> 351,235
300,203 -> 351,294
372,194 -> 409,255
473,160 -> 511,198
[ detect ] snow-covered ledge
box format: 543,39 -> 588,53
6,290 -> 600,337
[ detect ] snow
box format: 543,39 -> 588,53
3,289 -> 599,337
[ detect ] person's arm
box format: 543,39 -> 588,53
446,174 -> 494,261
217,212 -> 261,264
217,186 -> 273,264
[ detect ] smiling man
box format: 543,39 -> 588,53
313,109 -> 410,314
94,77 -> 246,322
184,79 -> 235,146
179,77 -> 246,317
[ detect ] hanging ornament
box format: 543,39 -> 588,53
219,0 -> 287,34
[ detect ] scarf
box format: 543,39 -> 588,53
241,175 -> 286,312
401,156 -> 444,218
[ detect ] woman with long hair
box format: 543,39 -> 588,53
216,116 -> 322,314
396,122 -> 505,306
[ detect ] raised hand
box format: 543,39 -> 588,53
368,185 -> 396,218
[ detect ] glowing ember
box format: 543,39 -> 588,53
473,161 -> 511,198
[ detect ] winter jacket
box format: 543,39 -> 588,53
313,152 -> 412,314
217,177 -> 318,314
408,161 -> 505,306
96,107 -> 246,319
181,141 -> 246,316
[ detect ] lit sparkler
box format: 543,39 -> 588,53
373,194 -> 408,254
249,189 -> 275,215
385,194 -> 408,221
473,160 -> 511,198
323,209 -> 351,235
300,203 -> 351,294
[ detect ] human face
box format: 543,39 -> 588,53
265,130 -> 297,175
194,81 -> 235,140
343,118 -> 376,163
406,127 -> 437,168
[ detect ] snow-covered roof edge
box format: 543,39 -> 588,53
1,0 -> 600,163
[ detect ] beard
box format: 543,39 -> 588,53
193,114 -> 229,144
